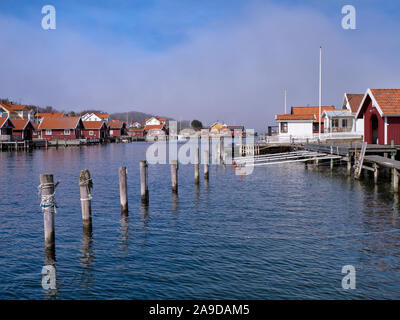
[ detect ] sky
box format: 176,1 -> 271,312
1,0 -> 400,131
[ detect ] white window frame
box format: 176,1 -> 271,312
110,130 -> 114,135
64,129 -> 70,135
89,130 -> 94,136
46,129 -> 52,135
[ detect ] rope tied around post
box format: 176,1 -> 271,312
38,181 -> 59,212
79,169 -> 93,201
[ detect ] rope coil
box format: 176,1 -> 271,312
38,182 -> 59,213
79,169 -> 93,202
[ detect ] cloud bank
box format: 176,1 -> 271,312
0,2 -> 400,131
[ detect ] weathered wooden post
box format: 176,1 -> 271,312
204,150 -> 209,180
119,166 -> 128,214
140,160 -> 149,204
394,169 -> 399,192
78,169 -> 93,223
330,158 -> 334,170
194,146 -> 200,185
170,160 -> 178,193
39,174 -> 57,251
373,163 -> 379,185
347,155 -> 352,176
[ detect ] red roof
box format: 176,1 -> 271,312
11,119 -> 31,130
36,112 -> 64,118
144,124 -> 164,131
277,106 -> 335,122
109,120 -> 124,129
0,117 -> 15,128
38,117 -> 82,130
94,113 -> 110,119
370,89 -> 400,115
276,114 -> 315,120
345,93 -> 364,113
83,121 -> 106,130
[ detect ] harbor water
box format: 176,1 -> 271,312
1,142 -> 400,299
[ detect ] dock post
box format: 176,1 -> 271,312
170,160 -> 178,193
330,158 -> 334,170
204,150 -> 209,180
140,160 -> 149,204
79,169 -> 93,223
39,174 -> 56,251
347,155 -> 352,176
394,169 -> 399,192
194,146 -> 200,185
119,166 -> 128,214
373,163 -> 379,185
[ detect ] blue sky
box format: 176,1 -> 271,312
1,0 -> 400,130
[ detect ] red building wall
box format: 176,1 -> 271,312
387,117 -> 400,145
110,129 -> 121,137
12,128 -> 33,140
41,129 -> 81,140
363,98 -> 385,144
82,129 -> 103,139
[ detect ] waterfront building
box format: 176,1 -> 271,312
35,112 -> 64,123
10,119 -> 34,141
38,117 -> 84,140
82,112 -> 110,122
275,106 -> 335,139
0,117 -> 15,141
356,88 -> 400,144
82,121 -> 108,139
109,120 -> 127,137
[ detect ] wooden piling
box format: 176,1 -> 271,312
79,169 -> 93,222
204,150 -> 209,180
347,155 -> 352,176
394,169 -> 399,192
373,163 -> 379,185
170,160 -> 178,193
39,174 -> 56,250
119,166 -> 128,213
140,160 -> 149,204
194,147 -> 200,185
330,158 -> 334,170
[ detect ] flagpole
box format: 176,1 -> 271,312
284,89 -> 287,114
319,46 -> 322,140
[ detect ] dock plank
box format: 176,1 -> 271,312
364,155 -> 400,170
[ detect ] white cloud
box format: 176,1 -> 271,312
0,2 -> 399,131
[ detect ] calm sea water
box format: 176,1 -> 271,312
1,142 -> 400,299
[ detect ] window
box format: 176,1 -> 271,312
280,122 -> 288,133
332,119 -> 339,128
46,129 -> 52,135
89,131 -> 94,136
313,123 -> 319,132
64,129 -> 70,135
342,119 -> 348,128
110,130 -> 114,135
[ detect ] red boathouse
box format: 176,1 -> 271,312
356,88 -> 400,145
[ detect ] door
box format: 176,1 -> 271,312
371,114 -> 379,144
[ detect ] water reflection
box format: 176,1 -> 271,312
120,215 -> 129,254
80,223 -> 94,289
172,193 -> 179,211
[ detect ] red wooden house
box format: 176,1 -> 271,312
11,119 -> 34,141
0,117 -> 15,141
38,117 -> 84,140
356,88 -> 400,145
109,120 -> 127,137
82,121 -> 108,139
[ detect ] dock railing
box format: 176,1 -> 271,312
265,132 -> 363,144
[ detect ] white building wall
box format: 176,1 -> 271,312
278,121 -> 313,137
355,118 -> 364,135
